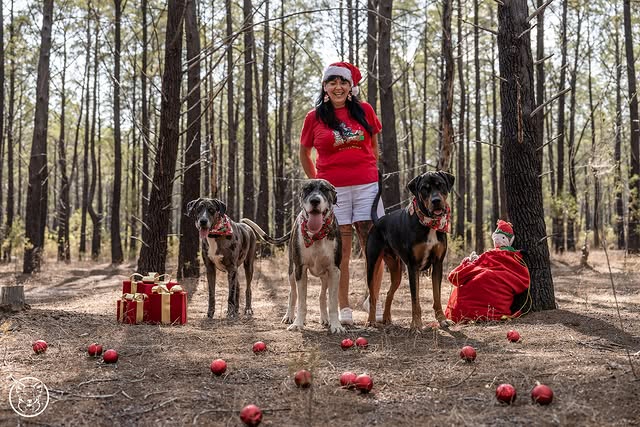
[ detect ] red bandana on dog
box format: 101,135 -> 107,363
207,214 -> 233,237
407,198 -> 451,233
300,214 -> 334,247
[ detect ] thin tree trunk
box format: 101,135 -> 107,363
497,0 -> 554,311
3,0 -> 15,262
421,5 -> 428,168
438,0 -> 454,173
141,0 -> 150,223
225,0 -> 237,216
178,0 -> 202,279
23,0 -> 54,274
490,9 -> 500,228
614,6 -> 625,249
0,0 -> 5,232
473,0 -> 484,252
57,29 -> 70,262
275,0 -> 286,237
454,0 -> 465,242
137,0 -> 185,274
378,0 -> 400,209
80,9 -> 91,258
242,0 -> 255,218
623,0 -> 640,253
587,20 -> 599,249
130,53 -> 138,256
256,0 -> 270,238
111,0 -> 124,263
347,0 -> 353,63
88,16 -> 101,260
366,0 -> 378,108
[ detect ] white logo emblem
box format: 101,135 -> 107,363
9,376 -> 49,417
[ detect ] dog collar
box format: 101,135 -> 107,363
300,213 -> 334,247
408,198 -> 451,233
207,214 -> 233,237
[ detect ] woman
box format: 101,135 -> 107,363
299,62 -> 384,325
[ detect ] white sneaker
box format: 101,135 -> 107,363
363,296 -> 384,322
339,307 -> 354,325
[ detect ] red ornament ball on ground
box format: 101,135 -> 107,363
240,404 -> 263,426
507,330 -> 521,342
496,383 -> 517,404
210,359 -> 227,376
340,371 -> 357,388
294,369 -> 312,388
340,338 -> 354,350
87,343 -> 103,357
459,345 -> 477,362
355,337 -> 368,349
354,374 -> 374,393
531,384 -> 554,405
252,341 -> 267,353
103,349 -> 119,364
32,340 -> 48,354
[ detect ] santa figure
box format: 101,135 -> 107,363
445,220 -> 530,322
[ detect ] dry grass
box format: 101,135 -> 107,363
0,250 -> 638,426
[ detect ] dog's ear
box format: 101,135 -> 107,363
186,198 -> 201,217
407,175 -> 422,197
214,199 -> 227,216
320,180 -> 338,205
437,171 -> 455,192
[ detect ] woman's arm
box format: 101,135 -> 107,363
371,133 -> 380,162
299,145 -> 317,178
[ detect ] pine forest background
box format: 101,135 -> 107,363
0,0 -> 639,299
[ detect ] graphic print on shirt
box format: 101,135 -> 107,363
333,122 -> 365,149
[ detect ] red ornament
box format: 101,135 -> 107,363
531,384 -> 554,405
87,343 -> 103,357
240,404 -> 263,426
354,374 -> 373,393
294,369 -> 312,388
340,338 -> 354,350
507,330 -> 521,342
252,341 -> 267,353
355,337 -> 368,349
103,349 -> 119,364
339,371 -> 357,388
32,340 -> 48,354
496,383 -> 517,404
459,345 -> 477,362
210,359 -> 227,376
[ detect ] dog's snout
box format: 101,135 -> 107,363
431,195 -> 442,205
199,218 -> 209,227
309,196 -> 321,206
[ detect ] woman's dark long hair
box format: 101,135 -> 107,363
315,76 -> 373,136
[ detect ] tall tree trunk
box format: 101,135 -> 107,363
566,7 -> 582,252
80,10 -> 91,258
420,5 -> 428,168
111,0 -> 124,263
438,0 -> 454,172
553,0 -> 569,253
141,0 -> 150,223
535,0 -> 545,168
178,0 -> 201,279
587,20 -> 599,249
137,0 -> 185,274
0,0 -> 5,232
366,0 -> 378,108
129,52 -> 138,256
473,0 -> 484,251
256,0 -> 270,238
225,0 -> 237,216
57,29 -> 70,262
497,0 -> 554,311
23,0 -> 54,274
3,0 -> 15,262
274,0 -> 286,237
88,16 -> 101,261
623,0 -> 640,253
614,8 -> 625,249
454,0 -> 465,241
490,9 -> 500,227
378,0 -> 400,209
242,0 -> 255,218
347,0 -> 353,63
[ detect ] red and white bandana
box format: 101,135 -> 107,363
407,198 -> 451,233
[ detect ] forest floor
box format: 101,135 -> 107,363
0,248 -> 638,426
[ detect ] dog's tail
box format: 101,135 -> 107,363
371,170 -> 383,224
240,218 -> 291,245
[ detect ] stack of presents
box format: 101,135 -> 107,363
117,273 -> 188,325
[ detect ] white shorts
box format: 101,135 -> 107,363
334,182 -> 385,226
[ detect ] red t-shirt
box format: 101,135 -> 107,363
300,102 -> 382,187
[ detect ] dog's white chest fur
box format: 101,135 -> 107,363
414,228 -> 439,270
205,238 -> 227,272
299,231 -> 337,277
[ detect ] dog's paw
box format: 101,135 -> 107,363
281,314 -> 295,324
365,320 -> 380,329
287,323 -> 304,332
207,309 -> 215,319
439,318 -> 454,329
329,323 -> 346,334
410,320 -> 424,334
244,307 -> 254,316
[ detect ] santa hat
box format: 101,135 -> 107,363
322,62 -> 361,96
494,220 -> 514,239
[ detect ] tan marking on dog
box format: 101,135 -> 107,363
206,238 -> 226,272
412,228 -> 439,270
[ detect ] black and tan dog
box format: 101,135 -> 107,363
241,179 -> 345,334
187,198 -> 258,319
365,171 -> 455,331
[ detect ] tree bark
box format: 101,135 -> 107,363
614,7 -> 625,249
225,0 -> 238,216
437,0 -> 454,173
454,0 -> 465,241
111,0 -> 124,263
87,14 -> 101,261
57,29 -> 71,262
366,0 -> 378,108
23,0 -> 54,274
178,0 -> 201,279
497,0 -> 554,311
141,0 -> 151,223
80,9 -> 91,258
623,0 -> 640,253
137,0 -> 185,274
378,0 -> 400,210
256,0 -> 270,238
242,0 -> 256,219
3,0 -> 15,262
473,0 -> 484,251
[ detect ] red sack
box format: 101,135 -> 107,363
445,248 -> 530,322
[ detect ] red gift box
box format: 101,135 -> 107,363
144,284 -> 187,325
117,293 -> 148,324
122,273 -> 174,296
